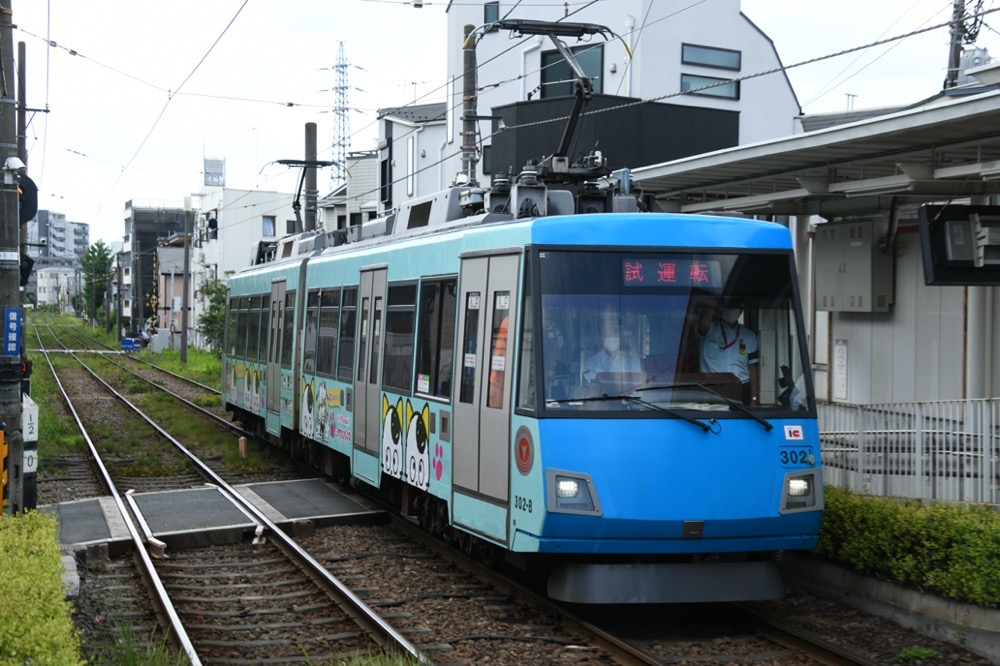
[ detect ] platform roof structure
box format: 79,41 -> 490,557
633,90 -> 1000,217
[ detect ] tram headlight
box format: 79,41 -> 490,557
788,478 -> 810,496
547,470 -> 601,515
780,468 -> 824,514
556,478 -> 579,498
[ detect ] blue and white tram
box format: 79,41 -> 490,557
223,199 -> 823,604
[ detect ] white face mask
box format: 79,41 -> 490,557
603,336 -> 620,354
721,308 -> 741,325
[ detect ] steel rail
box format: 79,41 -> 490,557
734,603 -> 886,666
77,349 -> 254,440
386,514 -> 660,665
32,324 -> 204,666
55,324 -> 221,395
60,338 -> 430,663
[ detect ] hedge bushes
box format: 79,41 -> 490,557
0,512 -> 83,665
815,486 -> 1000,608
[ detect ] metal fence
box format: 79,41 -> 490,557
818,399 -> 1000,505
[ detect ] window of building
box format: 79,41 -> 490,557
484,1 -> 499,24
482,145 -> 493,176
286,219 -> 296,234
317,289 -> 341,377
380,121 -> 393,209
414,278 -> 457,398
541,44 -> 603,98
383,284 -> 417,393
681,43 -> 741,71
681,73 -> 739,99
263,215 -> 276,237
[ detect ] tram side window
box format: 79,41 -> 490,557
226,298 -> 237,356
382,284 -> 417,393
281,291 -> 296,367
247,295 -> 264,362
338,288 -> 357,382
459,292 -> 481,404
486,292 -> 511,409
358,296 -> 370,382
237,297 -> 251,358
516,266 -> 535,411
414,278 -> 457,399
303,291 -> 320,373
317,289 -> 341,378
368,296 -> 383,385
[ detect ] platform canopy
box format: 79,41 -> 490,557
634,90 -> 1000,218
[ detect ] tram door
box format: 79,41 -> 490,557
453,253 -> 519,504
265,279 -> 286,430
353,268 -> 387,468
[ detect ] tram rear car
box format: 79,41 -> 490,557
223,211 -> 823,604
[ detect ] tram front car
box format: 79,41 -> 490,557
511,213 -> 823,604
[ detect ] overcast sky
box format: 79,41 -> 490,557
14,0 -> 997,246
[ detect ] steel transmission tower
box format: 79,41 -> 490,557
329,42 -> 353,189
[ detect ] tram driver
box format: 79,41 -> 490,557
583,314 -> 643,385
697,297 -> 760,406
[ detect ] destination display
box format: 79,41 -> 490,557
621,258 -> 723,288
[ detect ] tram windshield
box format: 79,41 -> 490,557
535,250 -> 812,414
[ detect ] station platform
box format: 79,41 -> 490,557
44,478 -> 384,554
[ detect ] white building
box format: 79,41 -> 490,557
189,188 -> 296,348
35,266 -> 82,311
33,210 -> 89,260
318,151 -> 380,232
379,0 -> 801,198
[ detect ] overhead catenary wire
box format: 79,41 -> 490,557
95,0 -> 250,215
15,1 -> 996,236
344,5 -> 1000,207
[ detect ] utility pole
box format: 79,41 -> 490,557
181,199 -> 191,364
16,42 -> 24,164
115,253 -> 122,338
0,0 -> 24,516
461,25 -> 479,185
945,0 -> 965,89
305,123 -> 317,232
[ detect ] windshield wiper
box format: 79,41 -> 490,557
635,382 -> 774,432
546,394 -> 712,432
636,382 -> 773,431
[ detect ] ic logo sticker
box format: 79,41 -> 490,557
515,426 -> 534,475
784,424 -> 804,441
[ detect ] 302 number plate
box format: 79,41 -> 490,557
779,447 -> 813,466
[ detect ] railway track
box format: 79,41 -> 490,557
31,320 -> 427,664
27,317 -> 988,664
